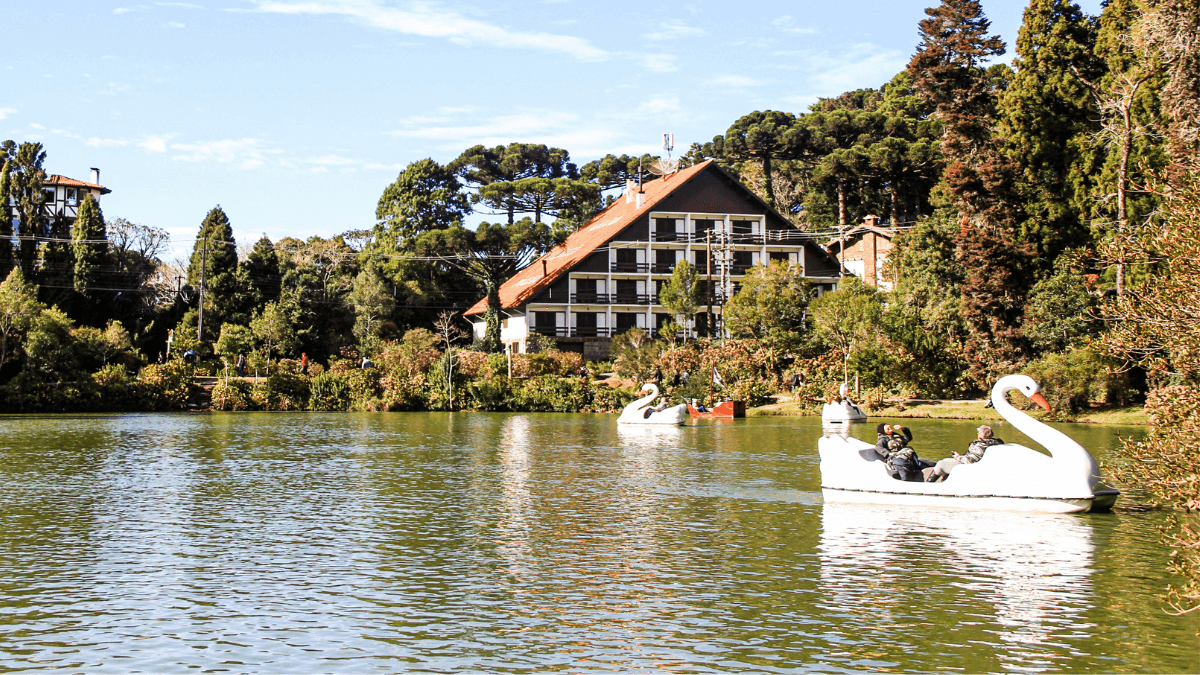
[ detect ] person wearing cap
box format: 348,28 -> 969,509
925,424 -> 1004,482
874,423 -> 922,480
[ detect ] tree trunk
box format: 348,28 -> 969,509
1116,103 -> 1131,297
890,183 -> 900,226
837,179 -> 847,229
481,282 -> 502,354
762,154 -> 775,207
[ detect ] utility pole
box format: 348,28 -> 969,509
706,229 -> 713,338
719,220 -> 729,340
197,244 -> 208,344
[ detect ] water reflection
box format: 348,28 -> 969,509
819,502 -> 1097,670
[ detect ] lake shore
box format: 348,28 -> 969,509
747,397 -> 1148,425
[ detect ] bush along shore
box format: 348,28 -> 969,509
0,324 -> 1142,423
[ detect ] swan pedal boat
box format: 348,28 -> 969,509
617,383 -> 688,426
821,383 -> 868,423
818,375 -> 1120,514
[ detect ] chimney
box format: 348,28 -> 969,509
625,179 -> 635,204
90,168 -> 100,185
863,214 -> 879,228
542,259 -> 548,277
635,192 -> 644,209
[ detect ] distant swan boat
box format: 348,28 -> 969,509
821,382 -> 867,423
617,383 -> 688,426
818,375 -> 1119,513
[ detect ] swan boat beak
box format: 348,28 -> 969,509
1030,393 -> 1052,412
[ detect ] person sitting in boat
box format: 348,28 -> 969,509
873,424 -> 919,480
925,425 -> 1004,482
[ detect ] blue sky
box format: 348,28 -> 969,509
4,0 -> 1102,261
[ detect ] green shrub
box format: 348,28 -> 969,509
137,361 -> 195,411
588,384 -> 638,413
344,367 -> 383,411
309,372 -> 351,411
512,375 -> 588,412
251,371 -> 310,410
92,364 -> 139,411
211,379 -> 253,411
1021,349 -> 1132,419
467,376 -> 514,411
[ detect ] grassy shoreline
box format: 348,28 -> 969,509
747,397 -> 1148,425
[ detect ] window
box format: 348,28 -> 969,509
654,248 -> 675,273
654,217 -> 679,241
65,188 -> 78,205
615,279 -> 639,303
769,251 -> 790,264
694,250 -> 711,271
615,313 -> 639,332
694,219 -> 717,239
41,188 -> 55,204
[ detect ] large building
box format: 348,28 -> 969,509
464,160 -> 842,359
825,214 -> 895,291
41,169 -> 111,220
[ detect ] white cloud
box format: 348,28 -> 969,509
246,0 -> 610,62
363,162 -> 405,171
304,154 -> 356,165
785,43 -> 907,100
631,52 -> 679,73
139,134 -> 176,152
0,107 -> 15,121
157,2 -> 204,7
29,123 -> 45,130
388,108 -> 632,157
709,74 -> 766,88
86,137 -> 129,147
170,137 -> 277,169
772,15 -> 817,35
166,21 -> 186,28
641,22 -> 704,40
638,96 -> 680,115
113,7 -> 131,13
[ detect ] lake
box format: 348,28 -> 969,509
1,412 -> 1196,673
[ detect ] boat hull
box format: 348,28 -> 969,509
818,433 -> 1119,514
822,487 -> 1105,513
686,400 -> 745,419
821,400 -> 867,423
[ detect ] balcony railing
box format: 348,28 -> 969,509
610,261 -> 649,273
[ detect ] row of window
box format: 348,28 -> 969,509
531,311 -> 717,337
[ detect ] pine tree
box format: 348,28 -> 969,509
38,212 -> 74,310
188,206 -> 239,337
908,0 -> 1031,386
8,142 -> 48,278
71,194 -> 107,296
999,0 -> 1100,265
0,159 -> 13,277
241,235 -> 282,308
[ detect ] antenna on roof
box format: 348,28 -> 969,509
648,133 -> 680,177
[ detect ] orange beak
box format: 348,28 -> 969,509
1030,392 -> 1051,412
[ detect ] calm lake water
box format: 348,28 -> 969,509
0,412 -> 1196,673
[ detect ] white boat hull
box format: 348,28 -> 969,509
818,432 -> 1119,514
821,400 -> 867,423
822,487 -> 1111,514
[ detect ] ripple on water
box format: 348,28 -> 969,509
0,412 -> 1195,673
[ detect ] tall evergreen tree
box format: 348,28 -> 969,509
240,235 -> 282,308
0,159 -> 13,277
188,206 -> 239,338
909,0 -> 1031,385
721,111 -> 808,208
374,158 -> 470,249
452,143 -> 576,224
7,142 -> 48,278
71,194 -> 107,296
999,0 -> 1100,266
38,212 -> 75,310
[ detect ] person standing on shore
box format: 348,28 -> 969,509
236,353 -> 246,377
301,352 -> 309,376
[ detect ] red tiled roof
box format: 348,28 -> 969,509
45,174 -> 111,194
464,160 -> 714,316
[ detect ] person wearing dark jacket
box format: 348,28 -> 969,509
925,425 -> 1004,482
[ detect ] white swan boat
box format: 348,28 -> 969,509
617,383 -> 688,426
818,374 -> 1120,513
821,382 -> 867,423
